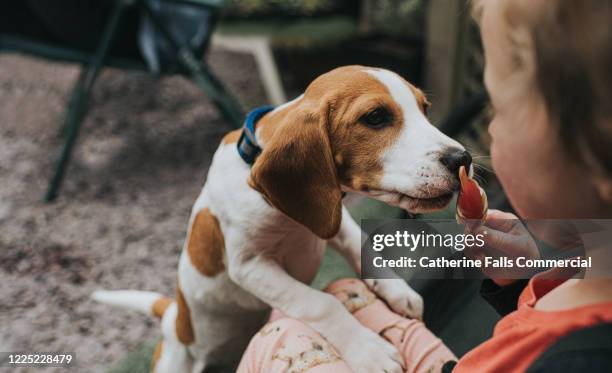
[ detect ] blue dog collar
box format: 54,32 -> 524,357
237,105 -> 275,165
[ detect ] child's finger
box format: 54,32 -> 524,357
463,245 -> 481,260
483,209 -> 520,232
474,226 -> 522,256
464,245 -> 491,263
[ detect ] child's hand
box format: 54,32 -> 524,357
465,209 -> 540,286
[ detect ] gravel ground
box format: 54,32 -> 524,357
0,49 -> 267,372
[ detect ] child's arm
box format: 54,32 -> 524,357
480,279 -> 529,316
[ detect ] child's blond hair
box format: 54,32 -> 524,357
472,0 -> 612,175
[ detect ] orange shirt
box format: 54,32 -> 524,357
455,276 -> 612,373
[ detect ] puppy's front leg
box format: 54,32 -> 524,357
327,205 -> 364,274
228,254 -> 404,373
329,206 -> 424,319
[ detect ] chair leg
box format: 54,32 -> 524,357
142,1 -> 244,128
44,79 -> 90,202
44,0 -> 128,202
184,53 -> 244,128
57,68 -> 88,138
139,1 -> 244,128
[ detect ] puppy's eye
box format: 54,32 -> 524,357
361,108 -> 392,129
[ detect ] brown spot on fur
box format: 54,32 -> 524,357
187,208 -> 225,277
175,286 -> 195,345
151,297 -> 172,318
151,340 -> 163,370
222,129 -> 242,144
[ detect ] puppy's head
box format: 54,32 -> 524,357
250,66 -> 470,238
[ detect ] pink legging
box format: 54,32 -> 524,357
237,279 -> 456,373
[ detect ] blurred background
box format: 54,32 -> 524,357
0,0 -> 507,371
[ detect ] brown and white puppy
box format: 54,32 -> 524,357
92,66 -> 471,373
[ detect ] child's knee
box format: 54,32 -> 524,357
324,278 -> 366,293
324,278 -> 377,313
248,317 -> 318,351
239,318 -> 343,373
266,317 -> 310,335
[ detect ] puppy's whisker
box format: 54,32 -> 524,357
473,174 -> 487,186
463,145 -> 482,153
474,163 -> 494,174
466,149 -> 486,157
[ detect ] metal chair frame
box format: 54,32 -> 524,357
0,0 -> 244,201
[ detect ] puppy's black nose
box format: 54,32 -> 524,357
440,148 -> 472,175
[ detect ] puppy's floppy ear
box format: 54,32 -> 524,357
249,104 -> 342,239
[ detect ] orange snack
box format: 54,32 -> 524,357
456,166 -> 488,223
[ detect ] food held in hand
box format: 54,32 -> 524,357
456,165 -> 488,224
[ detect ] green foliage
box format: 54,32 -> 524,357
218,16 -> 357,48
107,341 -> 156,373
224,0 -> 335,16
222,0 -> 426,39
367,0 -> 425,38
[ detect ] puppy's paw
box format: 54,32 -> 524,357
340,327 -> 404,373
365,279 -> 423,319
